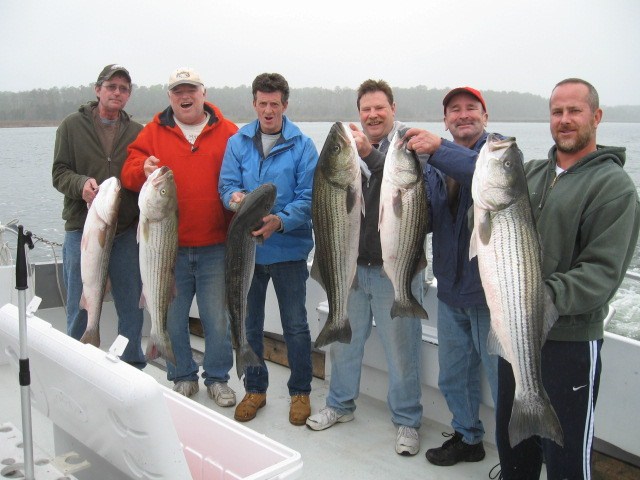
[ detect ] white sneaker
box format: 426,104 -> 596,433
173,380 -> 199,398
208,382 -> 236,407
396,425 -> 420,456
306,406 -> 354,431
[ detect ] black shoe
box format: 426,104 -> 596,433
425,431 -> 486,466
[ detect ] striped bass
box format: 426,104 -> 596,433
379,129 -> 428,319
79,176 -> 121,347
470,134 -> 563,447
311,122 -> 362,348
225,183 -> 277,379
138,166 -> 178,365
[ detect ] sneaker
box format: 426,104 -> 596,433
396,425 -> 420,456
208,382 -> 236,407
306,406 -> 354,431
425,431 -> 485,466
234,393 -> 266,422
173,380 -> 199,398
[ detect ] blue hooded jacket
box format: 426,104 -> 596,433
219,116 -> 318,265
424,132 -> 492,308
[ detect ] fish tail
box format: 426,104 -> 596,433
79,326 -> 100,348
146,331 -> 176,366
390,298 -> 428,320
314,317 -> 352,348
508,393 -> 564,448
235,343 -> 262,380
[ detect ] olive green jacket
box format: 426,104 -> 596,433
52,102 -> 143,233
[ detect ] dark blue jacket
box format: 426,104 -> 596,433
424,132 -> 491,308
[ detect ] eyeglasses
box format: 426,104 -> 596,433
101,83 -> 131,94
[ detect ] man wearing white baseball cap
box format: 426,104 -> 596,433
122,67 -> 239,408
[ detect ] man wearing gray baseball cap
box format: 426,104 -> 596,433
52,64 -> 146,368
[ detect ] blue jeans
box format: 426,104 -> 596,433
437,301 -> 498,444
63,226 -> 146,368
166,244 -> 233,385
326,265 -> 423,428
244,260 -> 312,396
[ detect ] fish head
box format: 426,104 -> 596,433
316,122 -> 360,189
92,177 -> 121,223
472,134 -> 526,211
384,128 -> 421,187
139,166 -> 178,221
233,183 -> 278,236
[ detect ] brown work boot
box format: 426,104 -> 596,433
289,394 -> 311,426
234,393 -> 266,422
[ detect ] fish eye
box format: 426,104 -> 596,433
333,145 -> 341,153
160,188 -> 166,195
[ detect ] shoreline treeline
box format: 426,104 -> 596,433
1,84 -> 639,126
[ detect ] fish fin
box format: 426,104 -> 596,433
81,232 -> 89,251
314,317 -> 352,348
98,225 -> 108,249
80,326 -> 100,348
478,210 -> 492,245
469,228 -> 478,260
146,330 -> 176,365
139,292 -> 146,309
486,327 -> 508,360
392,189 -> 403,217
105,277 -> 111,294
346,185 -> 358,213
235,343 -> 262,380
509,391 -> 564,448
79,292 -> 88,311
140,216 -> 150,242
390,299 -> 428,320
309,259 -> 326,291
541,286 -> 559,342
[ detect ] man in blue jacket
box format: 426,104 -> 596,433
219,72 -> 318,426
404,87 -> 499,466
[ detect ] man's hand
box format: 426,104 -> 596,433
82,178 -> 99,207
252,214 -> 282,240
403,128 -> 442,155
144,156 -> 160,177
349,123 -> 373,158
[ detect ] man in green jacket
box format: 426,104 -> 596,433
495,78 -> 640,479
52,64 -> 145,368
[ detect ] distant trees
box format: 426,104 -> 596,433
1,84 -> 639,126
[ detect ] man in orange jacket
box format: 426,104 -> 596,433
121,67 -> 238,407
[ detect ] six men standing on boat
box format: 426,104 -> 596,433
53,66 -> 640,479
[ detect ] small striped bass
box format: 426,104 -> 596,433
79,176 -> 121,347
379,128 -> 428,319
470,134 -> 562,447
311,122 -> 362,348
138,166 -> 178,365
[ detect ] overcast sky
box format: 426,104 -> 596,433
2,0 -> 639,106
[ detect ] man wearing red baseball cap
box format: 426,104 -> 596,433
403,87 -> 501,467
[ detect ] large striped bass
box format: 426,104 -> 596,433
311,122 -> 362,348
79,176 -> 121,347
470,134 -> 563,447
379,129 -> 428,319
138,166 -> 178,365
225,183 -> 277,379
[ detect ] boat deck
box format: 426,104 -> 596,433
1,303 -> 509,480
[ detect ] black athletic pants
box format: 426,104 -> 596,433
496,339 -> 603,480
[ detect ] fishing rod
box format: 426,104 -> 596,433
16,225 -> 35,480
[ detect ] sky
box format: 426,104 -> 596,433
1,0 -> 639,106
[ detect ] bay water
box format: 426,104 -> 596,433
1,122 -> 639,338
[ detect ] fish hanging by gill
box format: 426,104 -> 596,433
379,128 -> 429,319
469,134 -> 563,448
311,122 -> 362,348
225,183 -> 277,379
79,176 -> 121,347
138,166 -> 178,365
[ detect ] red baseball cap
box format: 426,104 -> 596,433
442,86 -> 487,113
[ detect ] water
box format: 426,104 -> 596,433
1,122 -> 639,339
